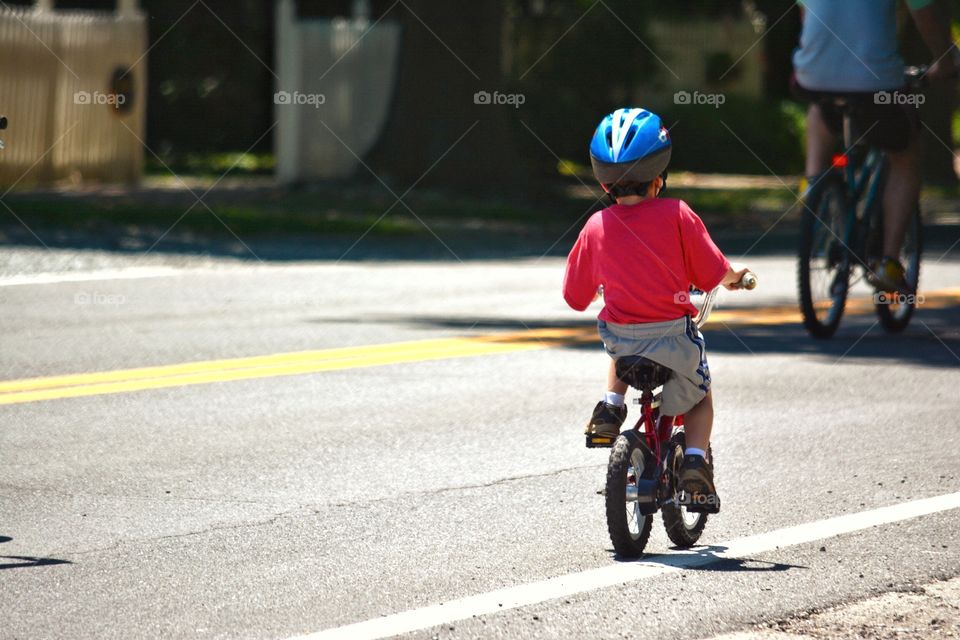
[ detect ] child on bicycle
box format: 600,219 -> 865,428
563,108 -> 750,512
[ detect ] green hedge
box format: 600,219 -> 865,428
660,97 -> 806,175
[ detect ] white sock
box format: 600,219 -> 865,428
685,447 -> 706,458
603,391 -> 625,407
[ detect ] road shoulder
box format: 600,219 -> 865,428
708,576 -> 960,639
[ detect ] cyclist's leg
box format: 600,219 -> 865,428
862,100 -> 921,290
882,135 -> 921,259
584,359 -> 629,438
805,103 -> 837,177
678,391 -> 719,512
606,359 -> 628,396
681,390 -> 712,454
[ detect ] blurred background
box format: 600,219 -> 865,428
0,0 -> 958,259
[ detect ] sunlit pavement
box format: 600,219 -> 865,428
2,252 -> 959,639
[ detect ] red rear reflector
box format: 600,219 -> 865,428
831,154 -> 849,168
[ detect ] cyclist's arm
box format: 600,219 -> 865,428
677,201 -> 730,292
720,266 -> 752,291
908,0 -> 959,81
562,222 -> 599,311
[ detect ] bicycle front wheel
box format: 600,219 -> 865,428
605,432 -> 653,558
798,175 -> 852,339
874,205 -> 922,332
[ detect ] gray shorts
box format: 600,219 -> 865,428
598,316 -> 710,416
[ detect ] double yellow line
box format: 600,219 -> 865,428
2,289 -> 957,407
0,327 -> 596,406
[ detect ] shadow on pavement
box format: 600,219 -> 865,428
0,536 -> 72,570
700,305 -> 959,370
610,545 -> 807,572
380,303 -> 960,369
0,555 -> 73,570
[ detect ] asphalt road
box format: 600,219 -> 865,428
2,249 -> 959,640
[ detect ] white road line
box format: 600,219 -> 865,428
297,492 -> 960,640
0,267 -> 181,287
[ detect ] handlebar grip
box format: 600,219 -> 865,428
740,272 -> 757,290
904,65 -> 929,89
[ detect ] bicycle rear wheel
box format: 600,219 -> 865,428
661,432 -> 709,548
798,175 -> 852,339
605,432 -> 653,558
874,206 -> 922,332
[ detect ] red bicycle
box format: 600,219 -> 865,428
597,272 -> 756,557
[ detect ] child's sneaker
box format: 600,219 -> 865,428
678,454 -> 720,514
585,401 -> 627,438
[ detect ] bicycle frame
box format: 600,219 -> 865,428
834,115 -> 888,269
632,391 -> 682,468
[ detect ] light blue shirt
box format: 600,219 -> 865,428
793,0 -> 933,92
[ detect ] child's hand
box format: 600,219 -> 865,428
723,267 -> 752,290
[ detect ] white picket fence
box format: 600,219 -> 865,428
0,3 -> 147,187
274,0 -> 401,183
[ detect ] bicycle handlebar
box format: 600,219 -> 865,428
693,270 -> 757,329
904,65 -> 929,90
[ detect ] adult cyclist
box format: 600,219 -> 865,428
792,0 -> 958,292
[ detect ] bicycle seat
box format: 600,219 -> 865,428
615,356 -> 671,391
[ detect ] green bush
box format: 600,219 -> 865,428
661,97 -> 805,175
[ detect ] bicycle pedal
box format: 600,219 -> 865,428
585,433 -> 617,448
679,491 -> 721,514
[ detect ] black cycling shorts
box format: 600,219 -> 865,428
791,79 -> 921,153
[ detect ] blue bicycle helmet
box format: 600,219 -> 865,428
589,108 -> 671,189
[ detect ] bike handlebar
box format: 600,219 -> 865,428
904,65 -> 929,90
693,270 -> 757,329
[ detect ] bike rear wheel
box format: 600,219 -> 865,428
605,432 -> 653,558
661,432 -> 709,548
874,205 -> 922,332
799,175 -> 852,339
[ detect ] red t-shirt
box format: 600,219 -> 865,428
563,199 -> 730,323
